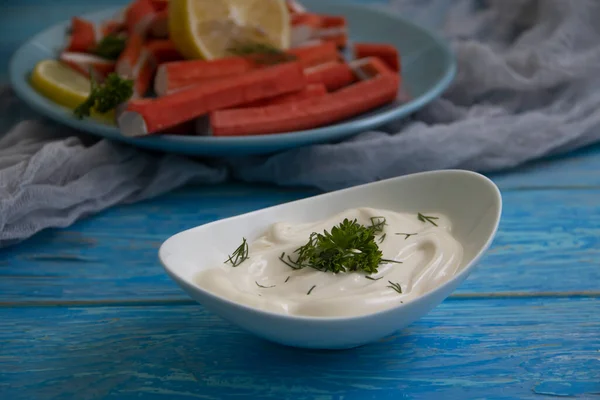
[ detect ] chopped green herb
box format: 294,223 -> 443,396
228,40 -> 296,65
381,258 -> 403,264
417,213 -> 439,227
387,281 -> 402,294
365,275 -> 383,281
225,238 -> 249,267
92,34 -> 127,60
369,216 -> 386,234
396,232 -> 417,240
74,73 -> 133,119
285,276 -> 290,283
378,233 -> 387,243
255,281 -> 275,289
307,285 -> 316,295
280,218 -> 385,274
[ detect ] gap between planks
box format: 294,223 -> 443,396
1,291 -> 599,308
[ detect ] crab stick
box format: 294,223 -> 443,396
125,0 -> 157,36
149,10 -> 169,38
291,13 -> 322,47
116,32 -> 146,78
150,0 -> 169,12
146,40 -> 182,64
304,61 -> 355,91
317,15 -> 348,49
154,41 -> 338,96
288,41 -> 341,68
154,57 -> 257,96
119,61 -> 307,137
65,17 -> 98,52
134,57 -> 155,97
100,20 -> 124,37
210,72 -> 399,136
354,43 -> 400,72
241,83 -> 327,107
350,57 -> 397,80
59,52 -> 116,81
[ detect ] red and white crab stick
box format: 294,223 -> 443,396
149,10 -> 169,38
65,17 -> 99,52
241,83 -> 327,108
290,13 -> 348,49
59,52 -> 116,81
125,0 -> 157,36
210,72 -> 399,137
304,61 -> 355,91
154,41 -> 340,96
146,39 -> 183,64
118,61 -> 307,137
350,56 -> 398,80
354,42 -> 401,72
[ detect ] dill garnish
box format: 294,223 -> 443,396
417,213 -> 439,227
387,281 -> 402,294
378,233 -> 387,243
396,232 -> 417,240
227,40 -> 297,65
255,281 -> 275,289
285,276 -> 290,283
307,285 -> 316,295
369,216 -> 386,234
365,275 -> 383,281
224,238 -> 249,267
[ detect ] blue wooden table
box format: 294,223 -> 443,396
1,1 -> 600,399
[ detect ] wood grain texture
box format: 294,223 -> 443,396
1,298 -> 599,400
3,1 -> 600,398
2,187 -> 600,302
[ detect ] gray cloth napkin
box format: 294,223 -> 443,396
3,0 -> 600,246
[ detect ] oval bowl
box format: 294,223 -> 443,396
9,0 -> 455,156
159,170 -> 502,349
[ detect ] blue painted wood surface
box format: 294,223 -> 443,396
2,1 -> 600,399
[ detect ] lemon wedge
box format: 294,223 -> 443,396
30,60 -> 114,123
169,0 -> 290,60
30,59 -> 91,109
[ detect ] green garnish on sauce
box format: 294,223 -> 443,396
225,238 -> 249,267
417,213 -> 439,227
387,281 -> 402,294
278,218 -> 400,274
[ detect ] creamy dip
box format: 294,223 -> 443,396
195,207 -> 463,317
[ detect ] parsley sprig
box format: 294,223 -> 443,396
279,217 -> 400,274
74,73 -> 133,119
92,34 -> 127,60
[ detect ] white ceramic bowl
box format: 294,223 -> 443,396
159,170 -> 502,349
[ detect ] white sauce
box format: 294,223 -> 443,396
195,208 -> 463,318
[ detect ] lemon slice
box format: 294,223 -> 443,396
30,59 -> 114,123
30,59 -> 91,109
169,0 -> 290,60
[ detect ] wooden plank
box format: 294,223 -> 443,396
490,143 -> 600,190
3,187 -> 600,302
1,298 -> 599,399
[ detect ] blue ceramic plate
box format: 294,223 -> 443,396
9,0 -> 455,156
